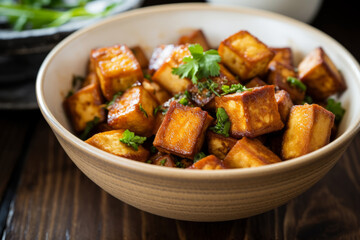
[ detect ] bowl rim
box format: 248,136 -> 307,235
36,3 -> 360,181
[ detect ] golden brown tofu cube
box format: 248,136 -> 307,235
153,101 -> 213,159
64,83 -> 105,133
107,86 -> 158,137
177,29 -> 210,51
85,129 -> 149,161
245,77 -> 267,88
152,45 -> 192,94
91,45 -> 143,100
215,85 -> 284,138
130,46 -> 149,69
218,30 -> 275,81
207,131 -> 237,159
142,79 -> 171,104
268,47 -> 294,69
149,152 -> 176,167
188,155 -> 226,170
298,47 -> 347,100
275,90 -> 294,122
267,62 -> 305,103
148,44 -> 175,75
282,104 -> 335,160
224,137 -> 281,168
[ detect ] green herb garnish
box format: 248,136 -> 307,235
150,146 -> 158,154
194,152 -> 206,163
179,97 -> 189,106
106,91 -> 123,108
197,79 -> 220,97
80,116 -> 100,140
139,104 -> 148,118
146,160 -> 152,164
119,129 -> 147,151
144,73 -> 152,81
326,98 -> 346,123
221,83 -> 251,95
175,161 -> 185,168
287,76 -> 307,91
210,108 -> 231,137
160,159 -> 167,166
302,95 -> 313,104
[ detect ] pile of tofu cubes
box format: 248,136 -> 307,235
64,29 -> 346,170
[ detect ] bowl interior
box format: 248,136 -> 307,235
38,3 -> 360,171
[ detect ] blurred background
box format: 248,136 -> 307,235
0,0 -> 359,110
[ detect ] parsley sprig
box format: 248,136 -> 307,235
210,108 -> 231,137
221,83 -> 251,95
326,98 -> 346,123
287,76 -> 307,92
119,129 -> 147,151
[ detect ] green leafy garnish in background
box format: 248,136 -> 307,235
139,104 -> 148,118
221,83 -> 251,95
326,98 -> 346,123
119,129 -> 146,151
80,116 -> 100,140
194,152 -> 206,163
287,76 -> 307,91
106,91 -> 123,108
210,108 -> 231,137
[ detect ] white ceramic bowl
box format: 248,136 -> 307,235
36,3 -> 360,221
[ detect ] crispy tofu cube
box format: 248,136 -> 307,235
215,85 -> 284,138
245,77 -> 266,88
178,29 -> 210,51
153,101 -> 213,159
91,45 -> 143,100
107,86 -> 158,137
267,62 -> 305,103
130,46 -> 149,69
142,79 -> 171,104
224,137 -> 281,168
298,47 -> 347,100
85,129 -> 149,161
188,155 -> 226,170
207,131 -> 237,159
148,44 -> 175,75
268,47 -> 294,69
152,45 -> 192,94
153,110 -> 166,135
64,83 -> 105,133
282,104 -> 335,160
275,90 -> 294,122
218,30 -> 275,81
150,152 -> 176,167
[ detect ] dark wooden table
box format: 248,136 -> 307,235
1,0 -> 360,239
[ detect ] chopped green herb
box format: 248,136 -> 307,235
197,79 -> 220,97
160,159 -> 167,166
146,160 -> 152,164
66,89 -> 74,98
194,152 -> 206,163
175,161 -> 185,168
80,116 -> 100,140
287,76 -> 307,91
172,44 -> 221,85
221,83 -> 251,95
144,73 -> 152,81
106,91 -> 123,108
119,129 -> 147,151
184,90 -> 191,99
210,108 -> 231,137
179,97 -> 189,106
302,95 -> 313,104
326,98 -> 346,123
174,93 -> 181,100
139,104 -> 148,118
150,146 -> 157,154
72,75 -> 85,88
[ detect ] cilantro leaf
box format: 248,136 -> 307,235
139,104 -> 148,118
119,129 -> 147,151
302,95 -> 313,104
160,159 -> 167,166
194,152 -> 206,163
179,97 -> 189,106
221,83 -> 251,95
80,116 -> 100,140
106,91 -> 123,108
326,98 -> 346,123
210,108 -> 231,137
287,76 -> 307,91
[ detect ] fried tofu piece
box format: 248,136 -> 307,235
85,129 -> 149,161
224,137 -> 281,168
188,155 -> 226,170
298,47 -> 346,100
107,86 -> 158,137
282,104 -> 335,160
148,44 -> 175,75
275,90 -> 293,122
64,83 -> 105,133
215,85 -> 284,138
91,45 -> 143,100
267,62 -> 305,103
153,101 -> 213,159
142,79 -> 171,104
178,29 -> 210,51
218,30 -> 275,81
131,46 -> 149,69
153,110 -> 166,135
245,77 -> 266,88
150,152 -> 176,167
268,47 -> 294,69
207,131 -> 237,159
152,45 -> 192,94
